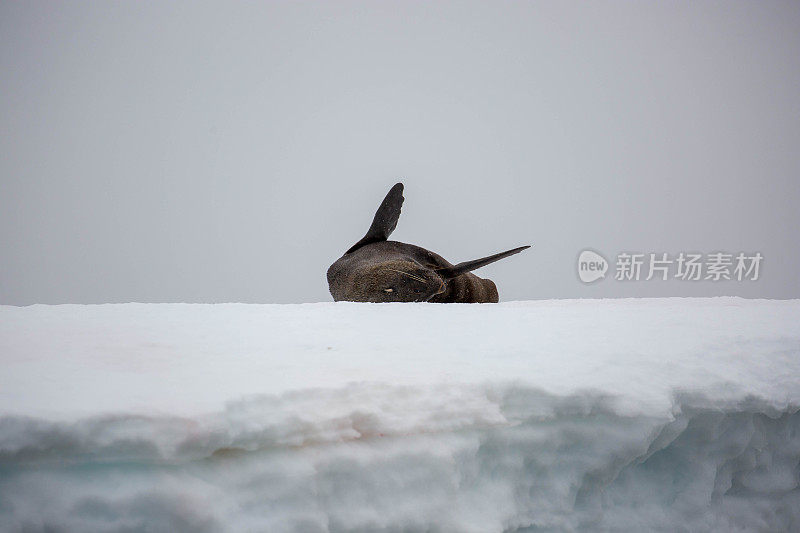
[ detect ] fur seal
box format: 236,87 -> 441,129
327,183 -> 530,303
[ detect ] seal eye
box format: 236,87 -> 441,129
383,288 -> 394,293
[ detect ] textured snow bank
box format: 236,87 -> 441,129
1,298 -> 799,531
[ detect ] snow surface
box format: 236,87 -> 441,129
1,298 -> 799,532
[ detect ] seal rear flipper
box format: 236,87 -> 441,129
438,245 -> 531,279
346,182 -> 404,254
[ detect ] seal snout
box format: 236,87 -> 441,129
425,280 -> 447,302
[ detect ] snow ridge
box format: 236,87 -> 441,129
1,385 -> 798,532
1,299 -> 799,531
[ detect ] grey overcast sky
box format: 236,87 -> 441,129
1,1 -> 799,304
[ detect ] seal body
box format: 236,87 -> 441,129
327,183 -> 528,303
327,241 -> 499,303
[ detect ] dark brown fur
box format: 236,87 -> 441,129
327,183 -> 528,303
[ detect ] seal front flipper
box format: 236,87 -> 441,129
346,182 -> 404,254
438,245 -> 531,279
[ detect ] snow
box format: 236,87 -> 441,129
1,298 -> 799,532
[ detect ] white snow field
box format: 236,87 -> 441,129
1,298 -> 799,532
